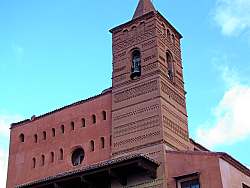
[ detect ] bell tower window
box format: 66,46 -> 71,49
166,51 -> 174,80
130,49 -> 141,80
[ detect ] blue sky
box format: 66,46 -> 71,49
1,0 -> 250,186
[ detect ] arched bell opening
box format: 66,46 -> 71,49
130,49 -> 141,80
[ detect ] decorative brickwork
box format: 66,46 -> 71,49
113,104 -> 160,121
161,81 -> 185,107
162,115 -> 188,141
114,80 -> 157,103
114,115 -> 160,138
113,131 -> 161,148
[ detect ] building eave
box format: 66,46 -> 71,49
10,87 -> 112,129
16,154 -> 159,188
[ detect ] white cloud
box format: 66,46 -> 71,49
196,65 -> 250,148
0,114 -> 23,187
213,0 -> 250,36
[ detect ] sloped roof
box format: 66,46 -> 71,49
133,0 -> 156,19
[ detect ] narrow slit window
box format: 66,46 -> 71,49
90,140 -> 95,152
92,115 -> 96,124
162,23 -> 166,36
50,152 -> 54,163
82,118 -> 86,127
42,131 -> 46,140
167,29 -> 170,40
32,158 -> 36,168
59,148 -> 64,160
71,121 -> 75,131
34,134 -> 38,143
52,128 -> 56,137
101,137 -> 105,149
61,125 -> 65,134
172,34 -> 175,44
41,155 -> 45,166
102,111 -> 107,120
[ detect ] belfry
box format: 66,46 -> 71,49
6,1 -> 250,188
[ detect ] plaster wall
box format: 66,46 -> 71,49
219,158 -> 250,188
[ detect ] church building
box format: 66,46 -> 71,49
6,0 -> 250,187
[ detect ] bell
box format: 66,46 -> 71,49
131,58 -> 141,79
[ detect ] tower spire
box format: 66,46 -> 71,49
133,0 -> 156,19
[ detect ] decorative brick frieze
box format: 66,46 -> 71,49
114,80 -> 158,103
163,131 -> 189,150
114,115 -> 160,138
113,51 -> 127,63
162,115 -> 188,141
113,74 -> 127,83
113,28 -> 156,54
112,140 -> 163,156
142,62 -> 157,72
161,81 -> 185,107
113,66 -> 126,73
113,131 -> 161,148
113,104 -> 160,121
143,54 -> 157,63
112,70 -> 160,89
162,105 -> 187,126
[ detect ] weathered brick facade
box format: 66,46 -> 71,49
7,1 -> 250,188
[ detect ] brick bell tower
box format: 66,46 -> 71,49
110,1 -> 193,183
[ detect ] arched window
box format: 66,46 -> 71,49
102,111 -> 107,120
92,115 -> 96,124
19,133 -> 24,143
52,128 -> 56,137
71,121 -> 75,131
101,137 -> 105,149
162,23 -> 166,36
82,118 -> 86,127
90,140 -> 95,152
139,21 -> 145,34
61,125 -> 65,134
166,51 -> 174,80
42,131 -> 46,140
71,147 -> 85,166
130,49 -> 141,80
32,158 -> 36,168
59,148 -> 64,160
34,134 -> 38,143
167,29 -> 171,40
41,155 -> 45,166
50,152 -> 54,163
123,29 -> 128,39
172,34 -> 175,45
131,26 -> 137,37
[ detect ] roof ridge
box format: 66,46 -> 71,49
11,87 -> 112,128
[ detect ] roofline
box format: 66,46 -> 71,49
110,11 -> 155,33
16,154 -> 159,188
110,11 -> 183,39
190,138 -> 210,152
166,150 -> 250,177
11,87 -> 112,129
